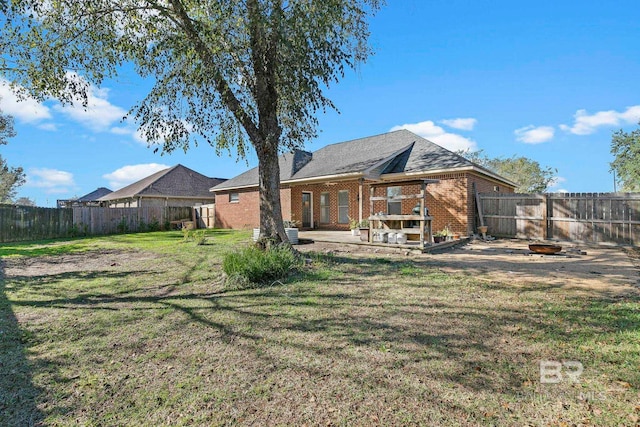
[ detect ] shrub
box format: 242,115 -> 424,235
194,230 -> 207,245
223,245 -> 302,287
148,218 -> 161,232
116,218 -> 129,234
181,227 -> 192,242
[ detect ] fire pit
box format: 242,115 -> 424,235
529,243 -> 562,254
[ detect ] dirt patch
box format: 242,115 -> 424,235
3,249 -> 156,278
297,238 -> 640,297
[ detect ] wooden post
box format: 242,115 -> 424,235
369,186 -> 374,243
474,183 -> 485,228
420,180 -> 425,247
358,178 -> 363,223
542,193 -> 548,240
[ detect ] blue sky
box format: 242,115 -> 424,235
2,0 -> 640,206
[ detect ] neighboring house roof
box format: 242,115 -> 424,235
77,187 -> 112,202
212,130 -> 517,191
99,164 -> 226,201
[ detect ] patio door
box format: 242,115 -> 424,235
302,192 -> 312,228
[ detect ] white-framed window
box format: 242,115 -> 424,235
338,190 -> 349,224
229,192 -> 239,203
320,192 -> 330,223
387,186 -> 402,215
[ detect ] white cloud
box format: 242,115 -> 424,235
54,74 -> 127,131
560,105 -> 640,135
0,79 -> 53,123
440,117 -> 477,131
133,128 -> 148,144
548,176 -> 569,193
390,120 -> 477,151
132,120 -> 193,146
110,126 -> 132,135
26,168 -> 76,194
103,163 -> 170,189
514,125 -> 555,144
38,123 -> 58,131
549,176 -> 566,188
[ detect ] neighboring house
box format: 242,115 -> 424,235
211,130 -> 516,235
99,164 -> 226,208
57,187 -> 113,208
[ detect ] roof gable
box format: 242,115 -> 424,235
212,130 -> 515,191
77,187 -> 112,202
100,165 -> 225,201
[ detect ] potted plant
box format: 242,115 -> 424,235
358,219 -> 370,242
434,226 -> 451,243
348,216 -> 360,236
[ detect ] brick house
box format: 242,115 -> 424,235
211,130 -> 515,235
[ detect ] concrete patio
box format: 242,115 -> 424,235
298,230 -> 468,252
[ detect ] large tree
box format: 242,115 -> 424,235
610,123 -> 640,192
0,104 -> 25,203
2,0 -> 382,243
459,150 -> 557,193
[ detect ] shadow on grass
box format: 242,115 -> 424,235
11,264 -> 639,393
0,261 -> 44,426
4,248 -> 640,423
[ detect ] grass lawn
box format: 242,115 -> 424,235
1,230 -> 639,426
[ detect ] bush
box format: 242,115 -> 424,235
194,230 -> 207,245
222,245 -> 302,287
116,218 -> 129,234
148,218 -> 161,232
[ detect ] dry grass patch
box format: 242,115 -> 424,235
1,231 -> 639,426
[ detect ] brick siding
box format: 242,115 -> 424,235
214,187 -> 291,229
214,172 -> 513,234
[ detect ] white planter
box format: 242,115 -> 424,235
373,231 -> 387,243
351,229 -> 360,236
254,227 -> 299,245
285,227 -> 299,244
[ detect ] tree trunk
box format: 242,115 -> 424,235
249,0 -> 288,246
256,141 -> 288,245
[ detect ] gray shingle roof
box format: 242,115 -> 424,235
212,130 -> 514,190
77,187 -> 112,202
99,164 -> 226,201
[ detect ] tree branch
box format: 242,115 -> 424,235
167,0 -> 260,144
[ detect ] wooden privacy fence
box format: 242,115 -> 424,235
478,192 -> 640,245
0,205 -> 193,243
